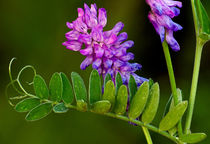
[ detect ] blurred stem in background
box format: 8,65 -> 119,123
162,40 -> 183,136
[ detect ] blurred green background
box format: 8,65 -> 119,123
0,0 -> 210,143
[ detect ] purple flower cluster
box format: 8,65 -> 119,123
63,3 -> 147,86
146,0 -> 183,51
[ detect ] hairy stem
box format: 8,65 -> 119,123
142,126 -> 153,144
184,39 -> 204,134
162,41 -> 183,136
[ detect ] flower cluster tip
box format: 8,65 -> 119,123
63,3 -> 147,86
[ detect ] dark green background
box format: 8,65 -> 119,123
0,0 -> 210,143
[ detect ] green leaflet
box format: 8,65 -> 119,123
91,100 -> 111,114
15,98 -> 40,112
193,0 -> 210,42
26,103 -> 52,121
169,88 -> 183,111
89,70 -> 101,105
141,83 -> 160,124
196,1 -> 210,35
162,88 -> 182,119
159,101 -> 188,131
128,81 -> 149,119
128,75 -> 137,102
60,72 -> 74,104
168,128 -> 177,137
53,103 -> 68,113
162,95 -> 173,118
115,72 -> 123,95
114,85 -> 128,115
33,75 -> 49,100
71,72 -> 87,102
76,100 -> 87,112
49,72 -> 63,102
104,73 -> 112,86
168,88 -> 183,136
102,80 -> 115,108
180,133 -> 207,143
148,78 -> 154,89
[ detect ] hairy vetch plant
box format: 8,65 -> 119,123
6,1 -> 210,144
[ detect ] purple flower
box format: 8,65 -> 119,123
146,0 -> 183,51
63,3 -> 147,86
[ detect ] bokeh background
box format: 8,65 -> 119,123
0,0 -> 210,144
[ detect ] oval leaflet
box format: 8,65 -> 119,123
91,100 -> 111,114
141,83 -> 160,124
159,101 -> 188,131
114,85 -> 128,115
53,103 -> 69,113
71,72 -> 87,102
26,103 -> 52,121
102,80 -> 115,108
89,70 -> 101,105
49,72 -> 63,102
128,81 -> 149,119
15,98 -> 40,112
60,72 -> 74,104
33,75 -> 49,100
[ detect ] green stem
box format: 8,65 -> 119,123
184,39 -> 204,134
104,113 -> 182,144
184,0 -> 205,134
64,104 -> 180,143
162,41 -> 183,136
142,126 -> 153,144
162,41 -> 178,105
